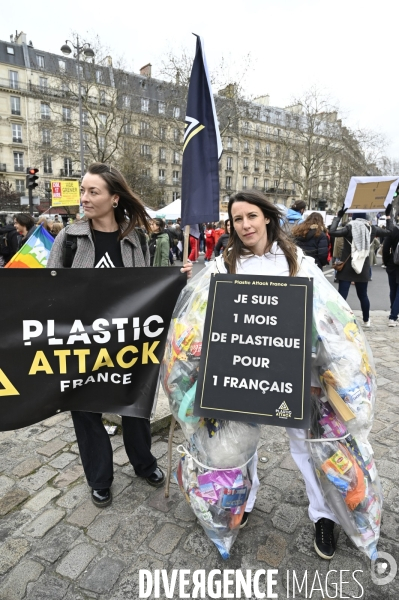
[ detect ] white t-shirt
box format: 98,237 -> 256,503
235,241 -> 290,277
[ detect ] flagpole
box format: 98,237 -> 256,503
183,225 -> 190,264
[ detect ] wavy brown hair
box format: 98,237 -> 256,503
86,163 -> 150,238
224,190 -> 299,275
292,212 -> 326,238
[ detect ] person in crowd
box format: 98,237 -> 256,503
149,218 -> 170,267
37,216 -> 52,234
47,162 -> 192,508
51,221 -> 64,237
292,212 -> 329,269
329,209 -> 389,328
199,222 -> 205,253
369,237 -> 380,281
204,222 -> 215,262
214,219 -> 231,257
382,211 -> 399,326
213,221 -> 224,247
286,200 -> 306,227
188,230 -> 199,262
212,190 -> 340,559
14,213 -> 36,249
0,218 -> 20,266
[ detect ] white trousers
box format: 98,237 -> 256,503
246,428 -> 338,523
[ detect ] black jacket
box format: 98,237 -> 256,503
0,224 -> 20,263
214,233 -> 229,257
293,228 -> 328,268
382,225 -> 399,280
329,217 -> 389,282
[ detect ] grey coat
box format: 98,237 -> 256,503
47,220 -> 149,269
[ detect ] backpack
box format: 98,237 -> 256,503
62,228 -> 148,267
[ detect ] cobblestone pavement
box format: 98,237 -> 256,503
0,311 -> 398,600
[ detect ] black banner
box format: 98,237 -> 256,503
0,268 -> 186,431
194,274 -> 313,428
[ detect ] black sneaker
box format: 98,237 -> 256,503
314,518 -> 336,559
91,488 -> 112,508
240,511 -> 250,529
144,467 -> 165,488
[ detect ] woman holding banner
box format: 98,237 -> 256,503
48,162 -> 192,508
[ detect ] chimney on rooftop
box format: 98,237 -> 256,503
140,63 -> 152,77
14,31 -> 27,45
253,94 -> 270,106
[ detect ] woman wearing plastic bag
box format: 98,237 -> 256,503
162,190 -> 381,561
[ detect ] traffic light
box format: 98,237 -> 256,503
26,167 -> 39,190
394,184 -> 399,199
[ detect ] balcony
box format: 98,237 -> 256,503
41,114 -> 51,121
243,165 -> 249,170
43,168 -> 53,174
158,157 -> 167,163
254,167 -> 259,172
226,167 -> 233,171
172,178 -> 179,184
158,177 -> 166,184
60,169 -> 74,177
140,154 -> 152,160
12,137 -> 23,144
14,165 -> 24,172
0,164 -> 6,172
172,160 -> 180,165
11,109 -> 21,116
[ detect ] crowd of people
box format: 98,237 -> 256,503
0,165 -> 395,563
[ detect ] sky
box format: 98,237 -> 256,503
4,0 -> 399,160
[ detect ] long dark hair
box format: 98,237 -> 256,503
292,212 -> 326,238
224,190 -> 298,276
86,163 -> 150,238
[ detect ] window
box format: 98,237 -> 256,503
39,77 -> 48,91
244,141 -> 249,152
276,145 -> 281,157
42,129 -> 51,145
36,55 -> 44,68
82,110 -> 88,126
11,96 -> 20,115
173,128 -> 180,142
96,69 -> 103,83
243,157 -> 249,170
159,126 -> 166,140
76,64 -> 83,78
255,141 -> 260,153
227,137 -> 233,149
159,169 -> 166,182
123,122 -> 132,135
64,157 -> 73,176
275,165 -> 280,175
172,170 -> 179,183
43,155 -> 52,174
141,98 -> 149,112
158,102 -> 165,114
274,179 -> 279,188
13,152 -> 24,171
159,147 -> 166,162
283,181 -> 288,191
122,94 -> 131,108
226,176 -> 232,190
264,179 -> 269,191
253,177 -> 258,189
9,71 -> 18,89
58,60 -> 66,72
243,176 -> 247,189
254,159 -> 259,171
98,136 -> 105,151
61,82 -> 70,95
64,132 -> 72,148
255,124 -> 261,136
226,157 -> 233,170
12,124 -> 22,143
141,168 -> 150,177
15,179 -> 24,193
83,133 -> 89,152
45,181 -> 52,199
277,129 -> 281,137
98,113 -> 106,130
140,144 -> 151,156
265,144 -> 270,155
140,121 -> 150,135
100,90 -> 106,105
7,46 -> 15,55
173,106 -> 180,118
41,103 -> 50,120
292,183 -> 296,192
173,151 -> 180,164
62,106 -> 71,124
172,192 -> 180,201
265,160 -> 270,172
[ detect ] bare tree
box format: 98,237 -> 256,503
0,180 -> 22,213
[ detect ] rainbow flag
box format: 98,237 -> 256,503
6,224 -> 54,269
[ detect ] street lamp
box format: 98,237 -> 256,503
60,36 -> 95,177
